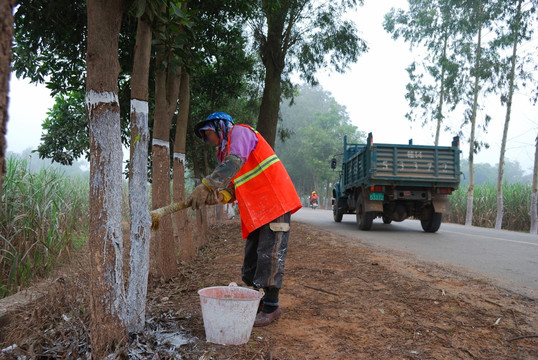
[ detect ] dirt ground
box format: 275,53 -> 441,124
1,216 -> 537,359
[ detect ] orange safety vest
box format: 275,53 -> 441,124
227,124 -> 302,238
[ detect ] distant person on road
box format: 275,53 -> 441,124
310,191 -> 318,207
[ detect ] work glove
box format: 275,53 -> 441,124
186,179 -> 213,210
206,190 -> 219,206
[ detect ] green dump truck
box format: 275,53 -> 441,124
331,133 -> 461,232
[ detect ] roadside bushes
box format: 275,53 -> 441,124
447,183 -> 532,231
0,156 -> 89,298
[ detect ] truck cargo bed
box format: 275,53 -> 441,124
343,142 -> 460,189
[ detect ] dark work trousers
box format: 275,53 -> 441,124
242,212 -> 291,308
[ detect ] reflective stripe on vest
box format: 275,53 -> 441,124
234,154 -> 280,188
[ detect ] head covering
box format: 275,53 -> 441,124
194,112 -> 234,163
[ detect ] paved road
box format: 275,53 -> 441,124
292,207 -> 538,299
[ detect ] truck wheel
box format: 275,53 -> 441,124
421,208 -> 442,233
382,216 -> 392,224
333,204 -> 343,223
356,195 -> 373,230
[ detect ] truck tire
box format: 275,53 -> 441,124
356,194 -> 373,230
333,204 -> 343,223
421,208 -> 442,233
382,216 -> 392,224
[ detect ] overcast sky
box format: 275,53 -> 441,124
6,0 -> 537,172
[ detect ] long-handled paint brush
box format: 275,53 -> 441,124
150,201 -> 188,230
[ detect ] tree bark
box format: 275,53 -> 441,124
530,135 -> 538,234
495,0 -> 521,230
435,29 -> 448,146
150,6 -> 182,279
173,69 -> 195,261
465,2 -> 483,227
256,1 -> 287,148
126,9 -> 153,333
86,0 -> 125,356
0,0 -> 15,210
192,158 -> 207,248
257,60 -> 283,148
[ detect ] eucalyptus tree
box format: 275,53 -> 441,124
383,0 -> 467,146
0,0 -> 15,208
251,0 -> 367,147
492,0 -> 537,229
454,0 -> 506,226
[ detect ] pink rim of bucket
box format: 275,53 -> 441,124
198,286 -> 263,301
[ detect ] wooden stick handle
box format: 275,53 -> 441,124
150,201 -> 188,230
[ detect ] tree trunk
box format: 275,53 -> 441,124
465,3 -> 483,227
495,0 -> 521,230
192,159 -> 207,248
530,134 -> 538,234
150,6 -> 182,280
173,69 -> 195,261
126,9 -> 152,333
435,29 -> 448,146
0,0 -> 15,210
86,0 -> 125,356
256,2 -> 287,148
257,61 -> 283,148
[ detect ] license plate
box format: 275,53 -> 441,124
370,192 -> 384,201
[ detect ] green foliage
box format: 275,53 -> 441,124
383,0 -> 537,156
276,85 -> 366,202
13,0 -> 259,175
37,91 -> 88,165
12,0 -> 138,96
185,1 -> 261,177
12,0 -> 88,95
252,1 -> 367,146
0,155 -> 89,298
447,183 -> 532,231
293,2 -> 368,83
384,0 -> 474,144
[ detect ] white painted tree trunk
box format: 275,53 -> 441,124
495,0 -> 521,230
465,4 -> 483,227
126,99 -> 151,332
87,90 -> 127,341
125,9 -> 153,333
86,0 -> 125,355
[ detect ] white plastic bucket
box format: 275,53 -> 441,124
198,283 -> 262,345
